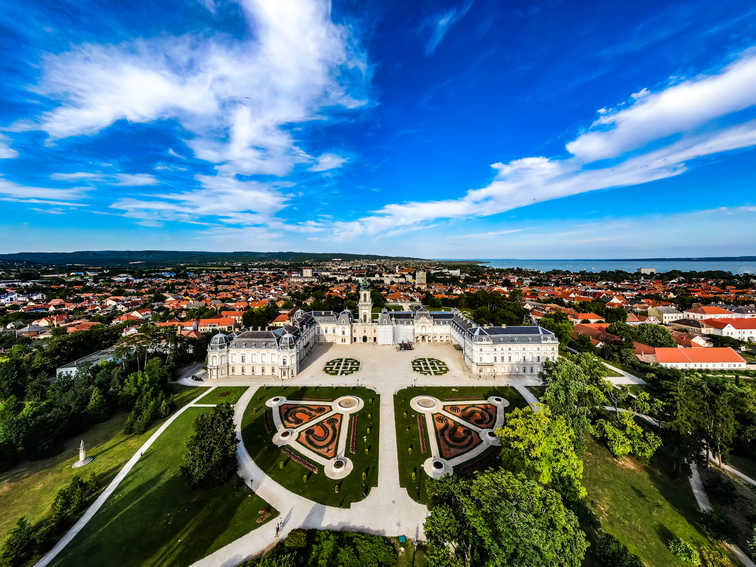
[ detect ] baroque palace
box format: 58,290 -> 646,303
207,282 -> 559,380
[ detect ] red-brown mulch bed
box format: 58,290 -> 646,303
432,413 -> 482,460
443,403 -> 497,429
280,404 -> 331,428
298,414 -> 343,459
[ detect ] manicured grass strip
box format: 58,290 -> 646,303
53,407 -> 276,567
583,436 -> 724,567
526,386 -> 546,400
242,386 -> 379,507
602,363 -> 623,377
0,385 -> 202,544
394,386 -> 526,504
198,386 -> 248,405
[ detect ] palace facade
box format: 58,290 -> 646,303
207,282 -> 559,380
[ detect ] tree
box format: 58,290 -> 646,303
497,406 -> 586,500
596,391 -> 661,460
670,374 -> 740,465
180,404 -> 238,487
424,470 -> 588,567
539,312 -> 573,345
542,355 -> 607,454
0,517 -> 35,567
86,387 -> 108,423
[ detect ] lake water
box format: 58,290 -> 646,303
469,259 -> 756,274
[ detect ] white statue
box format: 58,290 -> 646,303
72,439 -> 92,468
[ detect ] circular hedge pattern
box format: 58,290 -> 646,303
324,358 -> 361,375
411,357 -> 449,376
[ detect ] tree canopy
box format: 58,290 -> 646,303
497,406 -> 586,500
424,469 -> 588,567
180,403 -> 238,487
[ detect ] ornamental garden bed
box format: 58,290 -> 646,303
323,358 -> 361,375
242,386 -> 379,507
394,386 -> 526,505
411,357 -> 449,376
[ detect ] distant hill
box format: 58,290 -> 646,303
0,250 -> 422,267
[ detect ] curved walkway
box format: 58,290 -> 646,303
34,387 -> 218,567
193,384 -> 428,567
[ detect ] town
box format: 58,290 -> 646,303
0,254 -> 754,567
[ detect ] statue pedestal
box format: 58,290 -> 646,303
72,456 -> 93,468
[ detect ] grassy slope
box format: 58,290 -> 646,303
726,453 -> 756,482
199,386 -> 248,405
394,386 -> 526,505
583,437 -> 729,567
241,386 -> 380,507
54,407 -> 276,567
0,385 -> 202,543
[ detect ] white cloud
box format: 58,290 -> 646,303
309,153 -> 348,172
0,135 -> 18,158
424,1 -> 474,56
110,174 -> 287,225
114,173 -> 159,186
329,51 -> 756,241
19,0 -> 370,229
50,172 -> 104,181
29,0 -> 369,182
0,177 -> 88,204
567,49 -> 756,161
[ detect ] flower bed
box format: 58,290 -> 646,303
282,446 -> 318,474
349,414 -> 357,454
264,409 -> 274,433
417,414 -> 427,454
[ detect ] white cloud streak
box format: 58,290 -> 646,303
309,153 -> 347,172
424,1 -> 474,56
332,50 -> 756,241
114,173 -> 159,186
0,135 -> 17,158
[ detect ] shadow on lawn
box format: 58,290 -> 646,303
59,469 -> 269,567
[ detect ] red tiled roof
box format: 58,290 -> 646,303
702,318 -> 756,330
654,347 -> 745,364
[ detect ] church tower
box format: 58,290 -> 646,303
358,280 -> 372,323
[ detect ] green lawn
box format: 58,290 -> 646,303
602,363 -> 623,377
53,407 -> 276,567
241,386 -> 380,507
394,386 -> 527,504
199,386 -> 248,405
0,385 -> 202,544
583,437 -> 730,567
526,385 -> 545,400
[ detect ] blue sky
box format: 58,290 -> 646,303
0,0 -> 755,258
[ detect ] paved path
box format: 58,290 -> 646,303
34,387 -> 218,567
688,462 -> 756,567
688,463 -> 712,512
193,384 -> 428,567
514,384 -> 540,409
715,460 -> 756,488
